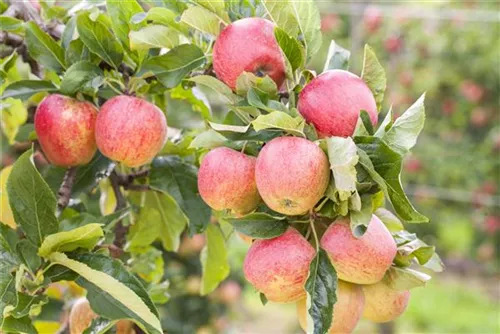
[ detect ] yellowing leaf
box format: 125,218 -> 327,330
99,179 -> 117,215
38,224 -> 104,257
200,224 -> 230,295
0,98 -> 28,144
0,166 -> 16,228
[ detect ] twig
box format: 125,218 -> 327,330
309,210 -> 319,251
57,167 -> 77,215
109,170 -> 128,250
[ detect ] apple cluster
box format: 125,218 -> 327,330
34,94 -> 168,169
198,17 -> 410,333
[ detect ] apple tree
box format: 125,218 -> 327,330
0,0 -> 443,333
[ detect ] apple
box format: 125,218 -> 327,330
0,166 -> 16,229
298,70 -> 378,138
362,280 -> 410,323
320,215 -> 397,284
243,228 -> 315,303
363,6 -> 383,33
321,13 -> 340,32
255,137 -> 330,215
442,99 -> 456,116
296,280 -> 365,333
213,17 -> 286,90
470,107 -> 489,127
178,234 -> 206,256
198,147 -> 261,214
35,94 -> 97,167
69,298 -> 134,334
404,156 -> 422,173
216,280 -> 242,304
460,80 -> 484,103
95,96 -> 167,168
384,36 -> 403,53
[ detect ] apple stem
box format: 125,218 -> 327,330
240,141 -> 248,153
309,210 -> 319,251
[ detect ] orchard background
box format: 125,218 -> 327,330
0,0 -> 498,334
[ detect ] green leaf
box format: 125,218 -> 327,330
356,139 -> 429,224
259,292 -> 268,306
76,12 -> 124,69
326,137 -> 358,200
49,252 -> 162,334
7,149 -> 58,246
1,315 -> 37,334
129,246 -> 165,284
290,0 -> 322,62
149,156 -> 211,235
252,111 -> 305,137
138,44 -> 206,88
236,72 -> 278,98
200,224 -> 230,295
106,0 -> 144,49
423,253 -> 444,273
304,248 -> 337,334
188,75 -> 242,104
0,16 -> 24,34
181,6 -> 221,36
374,107 -> 393,138
382,94 -> 426,155
189,129 -> 228,149
324,40 -> 350,71
196,0 -> 231,24
25,22 -> 66,72
361,45 -> 386,111
60,61 -> 103,95
1,80 -> 58,100
129,25 -> 179,50
209,122 -> 249,133
274,27 -> 305,72
349,194 -> 372,238
383,267 -> 431,290
226,213 -> 288,239
130,7 -> 188,34
16,239 -> 41,274
83,318 -> 115,334
1,98 -> 28,144
4,293 -> 47,319
38,224 -> 104,258
394,237 -> 434,268
262,0 -> 298,36
61,16 -> 77,49
375,208 -> 404,232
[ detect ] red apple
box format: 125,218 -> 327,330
198,147 -> 261,214
297,280 -> 365,333
363,6 -> 383,33
442,99 -> 456,116
470,107 -> 489,127
298,70 -> 378,138
255,137 -> 330,215
243,228 -> 315,303
362,280 -> 410,323
213,18 -> 286,90
321,13 -> 340,32
95,96 -> 167,167
321,215 -> 397,284
35,94 -> 97,167
404,156 -> 422,173
460,80 -> 484,103
384,36 -> 403,53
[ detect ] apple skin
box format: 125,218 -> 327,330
297,280 -> 365,334
362,280 -> 410,323
95,96 -> 167,168
213,17 -> 286,90
35,94 -> 98,167
298,70 -> 378,138
198,147 -> 261,214
243,228 -> 315,303
255,137 -> 330,215
320,215 -> 397,284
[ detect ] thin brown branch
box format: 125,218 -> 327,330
57,167 -> 77,214
109,170 -> 127,249
123,184 -> 151,192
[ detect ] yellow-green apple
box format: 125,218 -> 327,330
255,137 -> 330,215
213,17 -> 286,90
243,228 -> 315,303
198,147 -> 261,214
362,280 -> 410,323
35,94 -> 97,167
298,70 -> 378,137
320,215 -> 396,284
296,280 -> 365,333
95,96 -> 167,167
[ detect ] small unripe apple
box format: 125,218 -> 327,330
0,166 -> 15,229
296,280 -> 365,333
95,96 -> 167,167
243,228 -> 315,303
298,70 -> 378,138
255,137 -> 330,215
213,17 -> 286,90
198,147 -> 261,214
320,215 -> 397,284
362,280 -> 410,323
35,94 -> 98,167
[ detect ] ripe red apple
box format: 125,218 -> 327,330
216,280 -> 242,304
95,96 -> 167,167
255,137 -> 330,215
362,280 -> 410,323
321,13 -> 340,32
320,215 -> 397,284
460,80 -> 484,103
198,147 -> 261,214
35,94 -> 97,167
298,70 -> 378,138
363,6 -> 383,33
213,17 -> 286,90
442,99 -> 456,116
296,280 -> 365,333
243,228 -> 315,303
384,36 -> 403,53
404,156 -> 422,173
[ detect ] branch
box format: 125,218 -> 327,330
109,170 -> 128,250
57,167 -> 77,214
